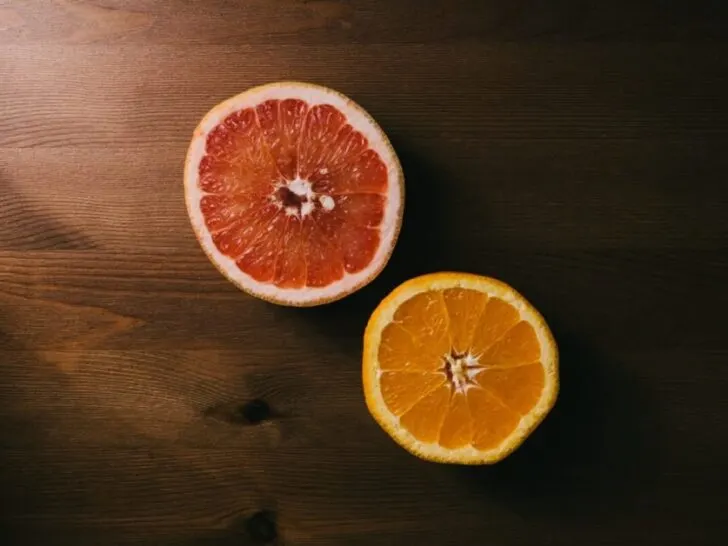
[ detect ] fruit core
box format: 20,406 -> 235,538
442,349 -> 483,393
273,178 -> 336,218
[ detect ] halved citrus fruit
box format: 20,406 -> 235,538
184,82 -> 404,306
363,273 -> 558,464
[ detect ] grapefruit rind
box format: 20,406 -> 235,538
184,82 -> 404,306
363,272 -> 559,465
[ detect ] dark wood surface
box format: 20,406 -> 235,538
2,1 -> 727,545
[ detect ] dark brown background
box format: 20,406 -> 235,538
1,1 -> 727,545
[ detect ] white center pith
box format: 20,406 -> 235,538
275,177 -> 335,218
443,352 -> 483,393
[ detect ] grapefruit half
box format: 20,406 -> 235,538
184,82 -> 404,306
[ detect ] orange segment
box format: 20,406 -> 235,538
467,388 -> 522,451
363,273 -> 558,464
474,363 -> 545,416
380,371 -> 445,417
393,291 -> 449,340
399,383 -> 451,444
438,392 -> 473,449
442,288 -> 488,354
479,321 -> 541,367
392,291 -> 450,366
470,297 -> 521,356
378,323 -> 441,372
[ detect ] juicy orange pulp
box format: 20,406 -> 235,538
199,100 -> 388,288
378,288 -> 545,451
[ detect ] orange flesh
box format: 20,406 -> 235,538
378,289 -> 545,450
198,100 -> 389,288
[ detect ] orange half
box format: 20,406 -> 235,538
363,273 -> 558,464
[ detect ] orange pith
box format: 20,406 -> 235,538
363,273 -> 558,464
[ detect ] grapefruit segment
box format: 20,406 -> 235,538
235,211 -> 288,282
363,273 -> 559,464
331,194 -> 386,228
298,104 -> 347,180
256,98 -> 309,180
321,124 -> 370,174
340,227 -> 380,274
185,82 -> 403,306
314,149 -> 389,195
303,217 -> 345,288
274,218 -> 306,288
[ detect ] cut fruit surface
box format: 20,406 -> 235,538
185,82 -> 404,306
363,273 -> 558,464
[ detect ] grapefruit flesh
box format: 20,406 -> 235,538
185,83 -> 403,305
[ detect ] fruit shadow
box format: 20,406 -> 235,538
452,335 -> 661,521
0,169 -> 95,250
283,140 -> 457,354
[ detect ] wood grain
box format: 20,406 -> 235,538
2,1 -> 728,545
2,0 -> 728,45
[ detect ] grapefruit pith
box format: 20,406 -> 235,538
184,82 -> 404,306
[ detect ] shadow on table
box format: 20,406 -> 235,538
0,168 -> 94,251
453,335 -> 661,520
283,139 -> 464,353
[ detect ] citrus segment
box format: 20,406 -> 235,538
313,149 -> 389,195
377,290 -> 451,373
184,82 -> 404,306
474,363 -> 545,416
298,104 -> 347,180
479,321 -> 541,368
438,392 -> 473,450
380,371 -> 445,416
467,388 -> 521,451
363,273 -> 558,464
379,323 -> 439,372
470,297 -> 521,356
273,217 -> 306,288
302,217 -> 344,288
399,384 -> 451,444
256,99 -> 308,179
393,291 -> 450,346
234,211 -> 288,282
442,288 -> 488,354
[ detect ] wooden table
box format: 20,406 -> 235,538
1,2 -> 727,545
